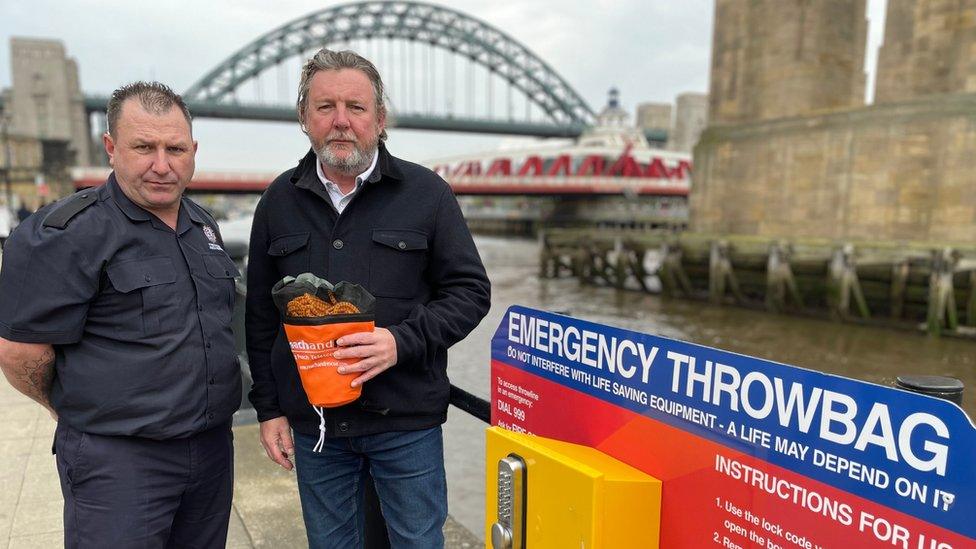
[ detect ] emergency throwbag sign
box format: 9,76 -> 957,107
490,305 -> 976,548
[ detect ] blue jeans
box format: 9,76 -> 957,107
293,426 -> 447,549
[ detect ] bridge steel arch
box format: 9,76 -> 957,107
184,1 -> 596,126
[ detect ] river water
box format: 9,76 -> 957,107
444,235 -> 976,540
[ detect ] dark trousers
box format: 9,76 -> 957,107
54,421 -> 234,549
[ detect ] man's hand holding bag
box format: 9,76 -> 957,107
272,273 -> 376,408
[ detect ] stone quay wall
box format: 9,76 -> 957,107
691,92 -> 976,244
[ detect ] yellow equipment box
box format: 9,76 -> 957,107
485,426 -> 662,548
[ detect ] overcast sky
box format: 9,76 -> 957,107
0,0 -> 885,171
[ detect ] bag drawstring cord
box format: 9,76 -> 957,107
313,406 -> 326,453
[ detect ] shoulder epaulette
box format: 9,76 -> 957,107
193,202 -> 219,226
42,191 -> 98,229
184,199 -> 219,228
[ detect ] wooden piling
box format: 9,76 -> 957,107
537,229 -> 976,337
766,241 -> 804,313
709,240 -> 745,305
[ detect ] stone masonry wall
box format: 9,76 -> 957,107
691,93 -> 976,244
9,38 -> 91,166
709,0 -> 867,124
875,0 -> 976,103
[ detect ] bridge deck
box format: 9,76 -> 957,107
73,169 -> 690,196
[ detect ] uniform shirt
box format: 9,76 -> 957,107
0,174 -> 242,439
314,150 -> 378,214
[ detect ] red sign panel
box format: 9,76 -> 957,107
491,306 -> 975,548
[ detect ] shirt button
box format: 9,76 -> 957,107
145,274 -> 152,282
209,377 -> 215,385
333,239 -> 344,250
397,241 -> 407,250
208,413 -> 214,420
198,305 -> 204,311
205,341 -> 212,349
338,422 -> 350,432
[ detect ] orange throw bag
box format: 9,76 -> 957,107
272,273 -> 376,409
282,318 -> 373,407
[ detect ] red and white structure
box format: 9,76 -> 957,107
426,91 -> 692,197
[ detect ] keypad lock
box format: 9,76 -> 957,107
491,454 -> 526,549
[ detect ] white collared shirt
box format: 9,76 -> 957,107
315,149 -> 379,214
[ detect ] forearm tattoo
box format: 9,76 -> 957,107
16,348 -> 55,406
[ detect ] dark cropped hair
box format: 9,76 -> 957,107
106,81 -> 192,137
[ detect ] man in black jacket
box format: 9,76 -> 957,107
245,49 -> 490,549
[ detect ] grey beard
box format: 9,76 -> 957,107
315,141 -> 375,176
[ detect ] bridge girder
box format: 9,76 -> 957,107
183,1 -> 596,126
81,94 -> 595,138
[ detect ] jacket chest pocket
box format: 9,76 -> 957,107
105,257 -> 178,336
369,229 -> 429,298
202,253 -> 241,323
268,232 -> 310,275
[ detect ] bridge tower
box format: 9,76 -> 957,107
709,0 -> 867,123
874,0 -> 976,103
635,102 -> 672,141
668,92 -> 708,153
8,38 -> 92,169
693,0 -> 976,244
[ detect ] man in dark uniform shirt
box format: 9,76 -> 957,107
0,82 -> 241,548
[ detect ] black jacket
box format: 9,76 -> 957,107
245,145 -> 491,437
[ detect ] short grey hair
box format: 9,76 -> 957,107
106,81 -> 192,137
296,49 -> 388,141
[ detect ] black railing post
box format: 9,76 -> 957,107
896,375 -> 964,406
